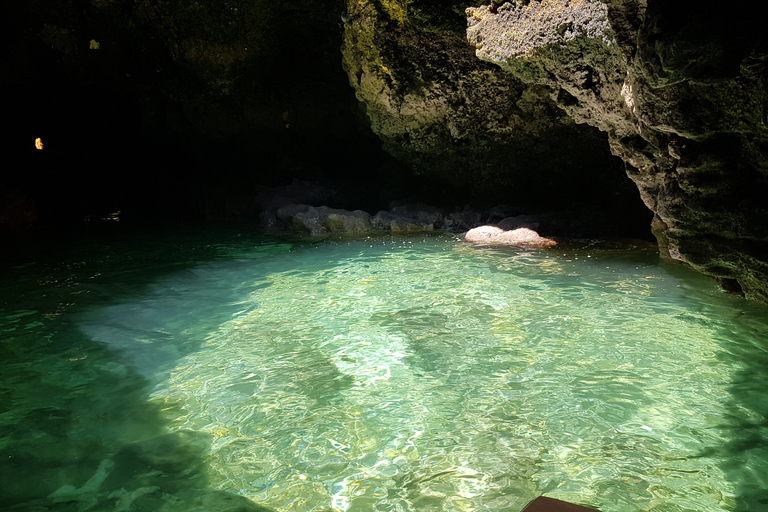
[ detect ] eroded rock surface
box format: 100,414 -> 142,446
467,0 -> 768,301
276,205 -> 373,235
464,225 -> 557,248
340,0 -> 631,207
371,212 -> 429,233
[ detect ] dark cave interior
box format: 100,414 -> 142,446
1,0 -> 653,240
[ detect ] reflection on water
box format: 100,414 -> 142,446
2,229 -> 768,511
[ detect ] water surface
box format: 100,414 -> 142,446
2,226 -> 767,512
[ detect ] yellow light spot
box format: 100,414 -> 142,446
35,137 -> 44,150
90,39 -> 100,50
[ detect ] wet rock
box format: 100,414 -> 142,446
464,225 -> 556,248
324,207 -> 373,234
258,209 -> 281,232
276,201 -> 449,235
276,204 -> 321,234
290,207 -> 327,235
276,204 -> 372,235
371,211 -> 434,233
256,180 -> 340,228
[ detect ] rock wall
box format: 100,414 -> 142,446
340,0 -> 636,209
466,0 -> 768,301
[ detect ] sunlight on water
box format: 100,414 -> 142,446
3,231 -> 768,512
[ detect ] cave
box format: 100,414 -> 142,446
2,1 -> 768,511
3,0 -> 655,233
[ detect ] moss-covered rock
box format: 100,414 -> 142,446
467,0 -> 768,301
341,0 -> 636,209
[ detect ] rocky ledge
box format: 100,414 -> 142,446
269,203 -> 444,236
267,198 -> 648,252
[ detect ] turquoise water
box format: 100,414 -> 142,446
2,226 -> 768,512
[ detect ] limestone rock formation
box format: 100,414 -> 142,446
371,211 -> 436,233
467,0 -> 768,301
464,225 -> 557,248
276,205 -> 373,235
340,0 -> 631,207
276,203 -> 447,235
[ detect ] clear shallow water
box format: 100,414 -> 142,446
2,227 -> 768,512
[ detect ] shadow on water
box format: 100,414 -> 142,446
648,257 -> 768,511
707,301 -> 768,512
0,223 -> 283,511
370,306 -> 455,374
0,321 -> 276,511
623,258 -> 768,511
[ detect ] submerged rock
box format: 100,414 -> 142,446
155,489 -> 274,512
464,225 -> 557,248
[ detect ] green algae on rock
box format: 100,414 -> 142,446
466,0 -> 768,302
340,0 -> 631,207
